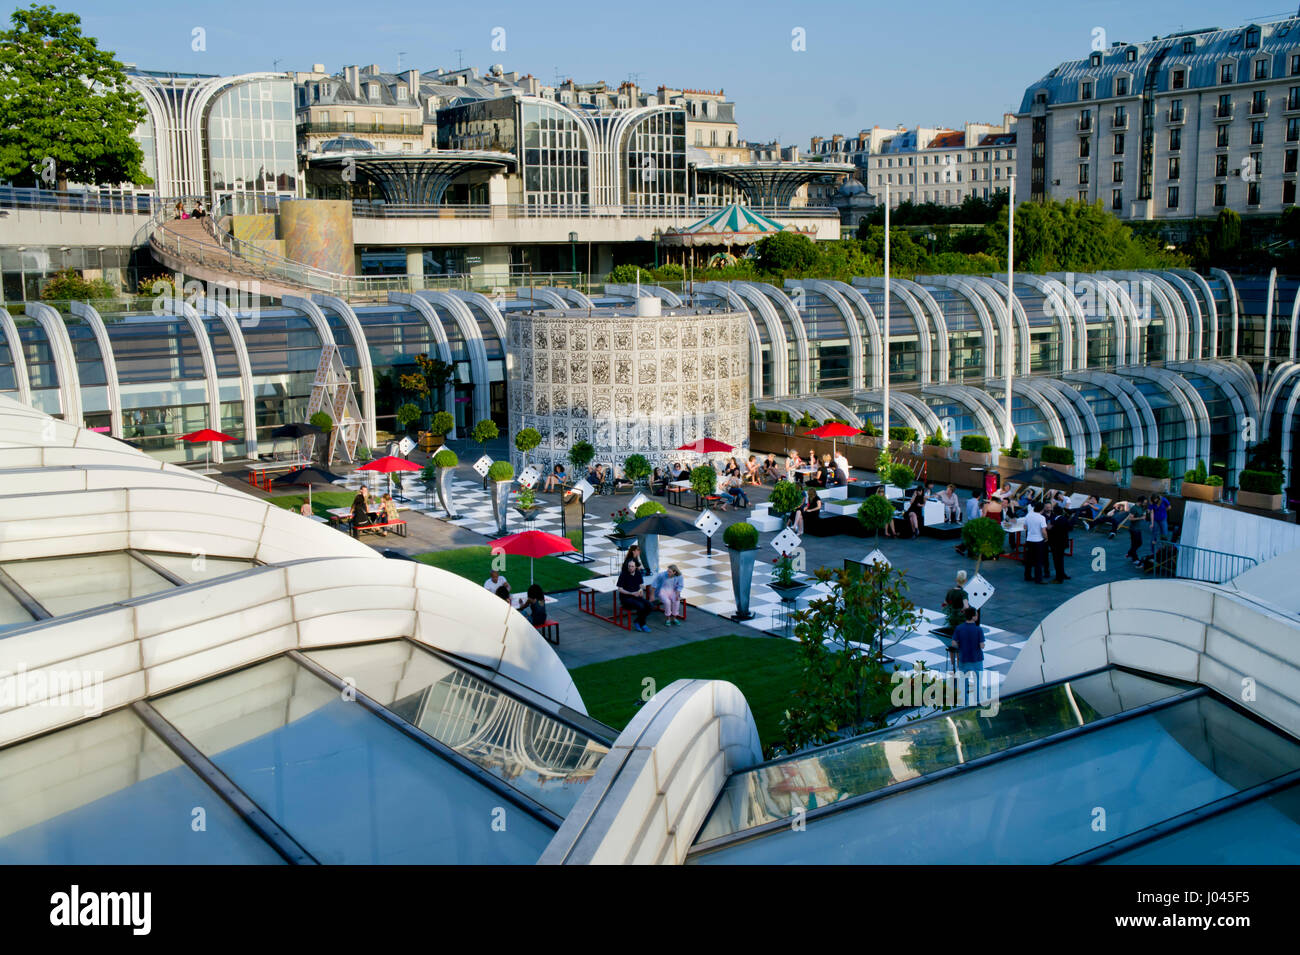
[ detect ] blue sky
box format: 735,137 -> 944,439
59,0 -> 1263,144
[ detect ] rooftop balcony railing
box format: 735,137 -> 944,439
0,186 -> 159,216
349,201 -> 840,219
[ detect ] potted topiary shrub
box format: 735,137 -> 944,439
568,439 -> 596,475
432,447 -> 459,518
690,464 -> 717,506
514,484 -> 541,524
623,453 -> 652,487
471,418 -> 499,488
768,552 -> 809,609
514,426 -> 541,471
1237,469 -> 1285,511
923,427 -> 952,461
999,434 -> 1029,473
961,516 -> 1006,579
768,479 -> 804,523
633,499 -> 667,573
487,460 -> 514,533
309,410 -> 334,461
722,521 -> 759,621
1085,443 -> 1121,485
428,410 -> 455,449
886,461 -> 915,492
396,402 -> 422,438
1181,459 -> 1222,503
1131,455 -> 1171,493
858,493 -> 896,542
959,434 -> 992,466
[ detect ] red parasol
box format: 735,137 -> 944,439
181,428 -> 233,472
489,529 -> 577,584
356,455 -> 421,495
677,438 -> 734,454
802,421 -> 862,458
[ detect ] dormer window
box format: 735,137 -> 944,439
1090,52 -> 1102,67
1246,26 -> 1261,50
1125,48 -> 1137,62
396,86 -> 408,100
1182,39 -> 1195,54
367,83 -> 380,101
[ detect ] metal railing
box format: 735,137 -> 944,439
351,201 -> 840,220
0,186 -> 159,216
1151,540 -> 1258,584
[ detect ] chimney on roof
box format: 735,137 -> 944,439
344,65 -> 360,96
405,69 -> 419,100
312,63 -> 325,74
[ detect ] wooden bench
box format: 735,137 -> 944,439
351,519 -> 408,539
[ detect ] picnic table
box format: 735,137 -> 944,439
666,480 -> 692,507
577,576 -> 630,629
246,460 -> 307,491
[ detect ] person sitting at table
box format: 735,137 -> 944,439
762,454 -> 780,482
793,488 -> 822,535
939,484 -> 962,523
378,492 -> 400,527
616,555 -> 653,633
721,473 -> 749,509
744,455 -> 763,486
786,451 -> 805,484
834,450 -> 851,484
350,485 -> 382,536
808,458 -> 826,488
982,494 -> 1004,522
543,463 -> 567,493
483,568 -> 511,597
905,486 -> 926,539
649,564 -> 684,625
650,466 -> 668,495
299,501 -> 314,518
522,583 -> 548,628
723,456 -> 741,480
494,584 -> 511,602
670,461 -> 688,482
824,460 -> 845,488
587,462 -> 607,489
965,492 -> 984,523
991,479 -> 1011,502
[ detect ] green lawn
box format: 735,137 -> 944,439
268,490 -> 357,517
569,634 -> 803,750
414,545 -> 596,594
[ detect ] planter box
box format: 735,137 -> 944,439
999,455 -> 1029,475
1131,475 -> 1171,493
958,449 -> 993,467
1181,481 -> 1222,503
1085,468 -> 1120,485
1237,489 -> 1285,511
923,445 -> 953,461
859,435 -> 882,448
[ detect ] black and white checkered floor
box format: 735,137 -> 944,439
350,473 -> 1028,682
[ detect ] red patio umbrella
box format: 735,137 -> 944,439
802,421 -> 862,457
677,438 -> 734,454
489,529 -> 577,585
356,455 -> 421,495
181,428 -> 233,473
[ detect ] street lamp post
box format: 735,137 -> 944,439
883,181 -> 891,442
1004,175 -> 1015,450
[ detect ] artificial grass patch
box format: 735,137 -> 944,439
414,545 -> 596,594
568,634 -> 802,751
267,490 -> 358,518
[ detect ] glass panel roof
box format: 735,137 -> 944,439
1100,781 -> 1300,865
152,657 -> 556,864
691,689 -> 1300,864
0,710 -> 285,864
3,552 -> 174,616
141,551 -> 257,584
304,641 -> 608,817
696,669 -> 1181,844
0,586 -> 34,632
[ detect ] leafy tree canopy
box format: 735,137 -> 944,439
0,5 -> 150,188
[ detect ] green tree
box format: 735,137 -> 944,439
1210,208 -> 1242,260
471,418 -> 499,448
39,268 -> 114,301
0,5 -> 150,188
780,565 -> 917,752
755,232 -> 818,273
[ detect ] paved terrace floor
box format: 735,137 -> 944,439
214,440 -> 1151,673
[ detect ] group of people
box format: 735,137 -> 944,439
345,484 -> 400,535
483,569 -> 550,627
784,449 -> 851,489
614,544 -> 685,633
173,200 -> 206,220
